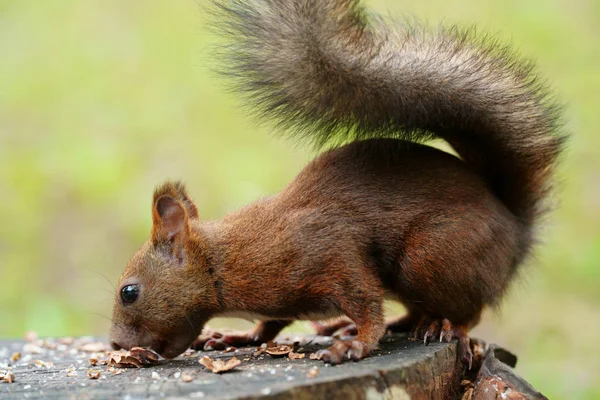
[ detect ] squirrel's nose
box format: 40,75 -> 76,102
110,340 -> 122,350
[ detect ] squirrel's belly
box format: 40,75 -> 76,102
296,307 -> 344,321
216,311 -> 274,322
216,306 -> 342,322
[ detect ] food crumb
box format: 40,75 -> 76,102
1,371 -> 15,384
288,351 -> 305,360
199,356 -> 241,374
152,371 -> 161,380
22,344 -> 43,354
35,360 -> 54,368
107,366 -> 123,375
87,370 -> 101,380
307,367 -> 319,378
181,370 -> 195,382
183,349 -> 197,358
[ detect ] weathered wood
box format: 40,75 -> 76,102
1,334 -> 464,400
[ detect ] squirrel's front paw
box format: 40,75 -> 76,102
314,339 -> 371,365
191,329 -> 258,351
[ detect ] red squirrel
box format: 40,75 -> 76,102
109,0 -> 565,366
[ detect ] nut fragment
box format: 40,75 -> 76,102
288,351 -> 305,360
87,370 -> 101,379
2,372 -> 15,384
199,356 -> 241,374
108,347 -> 159,368
181,370 -> 195,382
307,367 -> 319,378
461,379 -> 475,390
89,353 -> 108,366
22,343 -> 43,354
151,371 -> 160,380
128,347 -> 159,364
34,360 -> 54,368
107,366 -> 123,375
309,352 -> 322,360
40,340 -> 57,350
183,349 -> 197,358
265,342 -> 293,357
461,388 -> 474,400
10,352 -> 21,362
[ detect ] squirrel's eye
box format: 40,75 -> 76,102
120,284 -> 139,305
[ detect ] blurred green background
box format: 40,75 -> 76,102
1,0 -> 598,397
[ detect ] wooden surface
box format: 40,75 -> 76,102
0,334 -> 464,400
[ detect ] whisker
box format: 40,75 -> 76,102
89,269 -> 117,292
184,313 -> 197,335
87,311 -> 115,324
93,288 -> 117,297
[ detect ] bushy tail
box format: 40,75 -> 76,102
211,0 -> 566,225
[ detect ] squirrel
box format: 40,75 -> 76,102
109,0 -> 566,366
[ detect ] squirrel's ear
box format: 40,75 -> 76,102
151,195 -> 189,244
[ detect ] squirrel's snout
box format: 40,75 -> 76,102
110,340 -> 122,351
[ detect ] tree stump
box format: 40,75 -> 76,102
3,333 -> 546,399
1,334 -> 468,399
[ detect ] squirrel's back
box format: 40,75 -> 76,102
211,0 -> 566,238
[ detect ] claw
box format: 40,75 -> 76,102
423,320 -> 440,345
347,349 -> 358,361
440,319 -> 453,343
203,339 -> 214,351
315,340 -> 370,365
408,316 -> 473,368
466,351 -> 473,370
203,338 -> 228,351
315,349 -> 340,365
456,331 -> 473,370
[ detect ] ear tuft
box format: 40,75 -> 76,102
152,195 -> 188,242
153,181 -> 199,219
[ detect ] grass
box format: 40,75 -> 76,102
1,0 -> 599,397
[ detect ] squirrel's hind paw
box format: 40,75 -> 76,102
410,317 -> 473,369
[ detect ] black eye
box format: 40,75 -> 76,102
120,284 -> 139,305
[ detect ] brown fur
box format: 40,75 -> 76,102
110,0 -> 566,362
